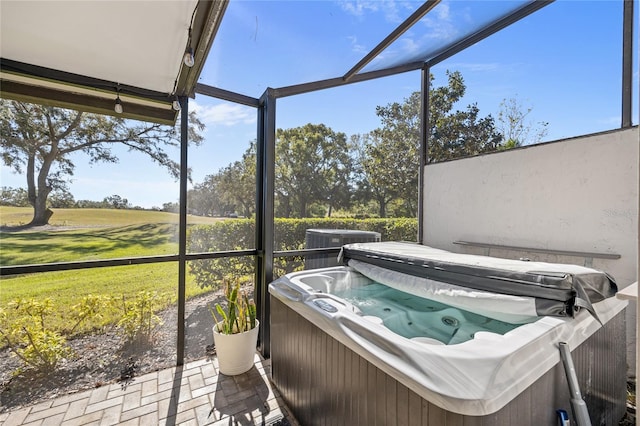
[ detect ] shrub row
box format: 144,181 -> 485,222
187,217 -> 418,288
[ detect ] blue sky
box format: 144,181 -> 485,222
1,0 -> 638,209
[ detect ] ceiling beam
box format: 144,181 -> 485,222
179,0 -> 230,98
275,61 -> 425,99
195,83 -> 260,107
1,58 -> 172,102
1,79 -> 176,125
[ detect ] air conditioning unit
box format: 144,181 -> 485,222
304,229 -> 381,269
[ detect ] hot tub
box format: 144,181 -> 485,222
269,242 -> 627,425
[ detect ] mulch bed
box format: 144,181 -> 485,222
0,291 -> 224,412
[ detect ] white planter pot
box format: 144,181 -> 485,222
213,319 -> 259,375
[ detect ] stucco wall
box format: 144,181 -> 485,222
423,126 -> 638,373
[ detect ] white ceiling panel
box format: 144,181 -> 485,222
1,1 -> 197,93
0,0 -> 227,124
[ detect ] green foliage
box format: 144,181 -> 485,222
217,143 -> 257,218
428,71 -> 506,160
189,173 -> 232,218
19,330 -> 69,372
68,294 -> 110,335
211,280 -> 257,334
354,70 -> 508,217
116,291 -> 166,344
184,71 -> 539,222
275,124 -> 353,218
188,217 -> 418,288
188,219 -> 257,287
1,186 -> 29,207
188,142 -> 257,218
0,298 -> 70,372
355,131 -> 416,217
48,187 -> 76,208
0,291 -> 168,373
0,296 -> 105,373
0,263 -> 211,341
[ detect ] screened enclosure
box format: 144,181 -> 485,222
1,0 -> 636,367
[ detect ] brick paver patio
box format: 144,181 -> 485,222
0,355 -> 299,426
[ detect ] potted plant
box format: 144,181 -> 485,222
210,280 -> 259,375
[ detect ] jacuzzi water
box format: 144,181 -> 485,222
335,282 -> 522,344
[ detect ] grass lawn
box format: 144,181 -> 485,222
0,206 -> 221,228
0,207 -> 239,336
0,264 -> 214,334
1,223 -> 181,265
0,206 -> 223,265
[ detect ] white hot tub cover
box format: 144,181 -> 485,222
338,242 -> 618,323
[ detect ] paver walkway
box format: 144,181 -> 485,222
0,355 -> 299,426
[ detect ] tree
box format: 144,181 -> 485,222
0,100 -> 204,226
497,97 -> 549,147
75,199 -> 104,209
188,173 -> 226,217
217,143 -> 257,218
431,102 -> 503,160
162,202 -> 179,213
427,70 -> 504,161
187,143 -> 257,218
275,123 -> 353,218
354,132 -> 415,217
103,194 -> 130,209
0,187 -> 29,207
48,187 -> 75,208
359,70 -> 504,217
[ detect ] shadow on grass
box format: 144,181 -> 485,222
0,223 -> 179,265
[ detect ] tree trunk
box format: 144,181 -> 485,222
26,153 -> 36,207
299,193 -> 310,218
405,198 -> 416,218
30,184 -> 53,225
31,205 -> 54,226
378,198 -> 386,218
28,150 -> 56,226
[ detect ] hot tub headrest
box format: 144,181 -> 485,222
338,241 -> 618,322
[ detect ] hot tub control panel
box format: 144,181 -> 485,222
313,299 -> 338,313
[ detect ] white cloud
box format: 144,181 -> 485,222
338,0 -> 407,23
190,101 -> 256,127
347,35 -> 368,54
339,0 -> 462,64
399,37 -> 420,55
435,2 -> 450,21
339,0 -> 378,17
420,2 -> 457,42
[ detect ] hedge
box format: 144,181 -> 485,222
187,217 -> 418,289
